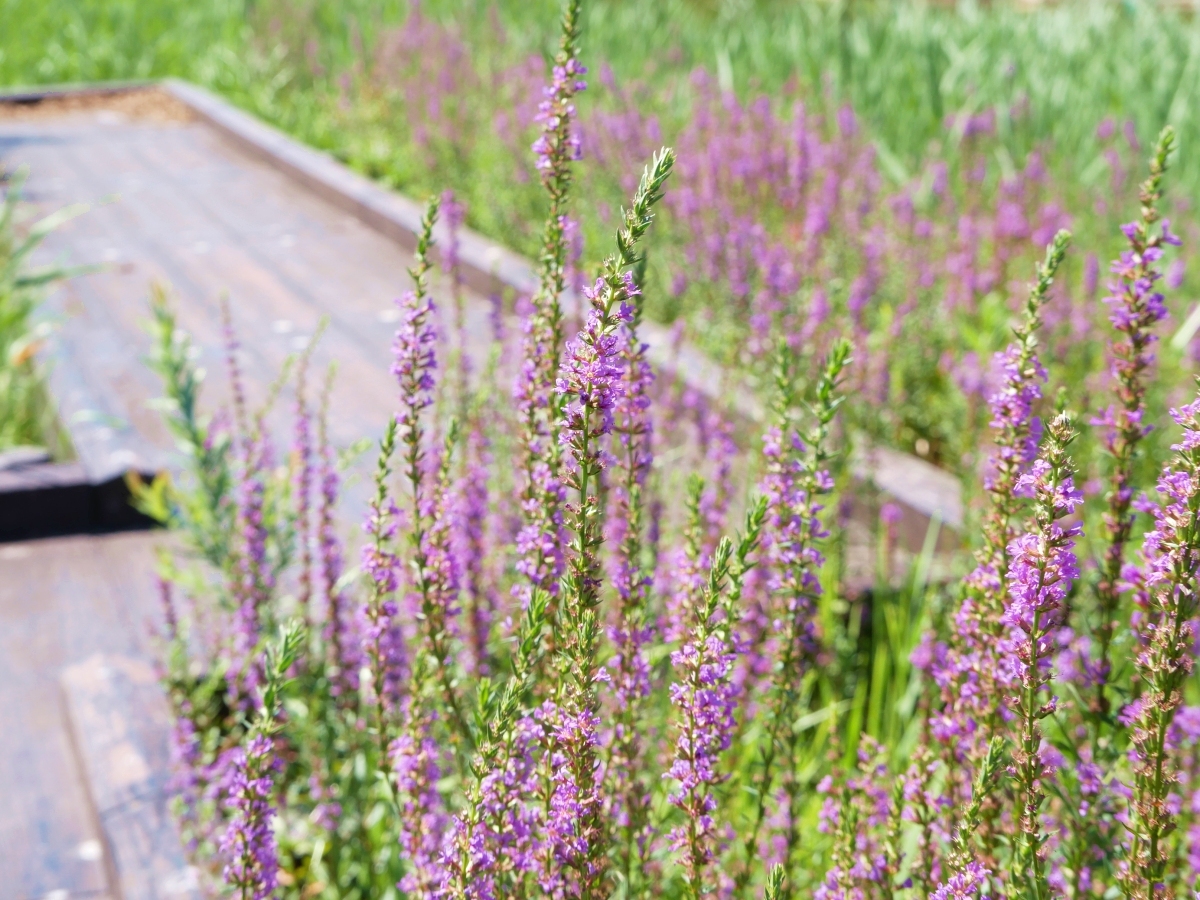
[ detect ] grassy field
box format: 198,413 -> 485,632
4,0 -> 1200,476
7,0 -> 1199,188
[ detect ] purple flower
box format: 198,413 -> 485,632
392,720 -> 450,896
1122,395 -> 1200,889
440,716 -> 545,899
231,424 -> 274,703
932,232 -> 1069,778
361,479 -> 405,708
532,57 -> 587,179
292,370 -> 316,617
456,418 -> 497,677
985,344 -> 1046,479
541,702 -> 604,885
666,630 -> 738,881
605,296 -> 657,873
1001,415 -> 1079,895
219,733 -> 279,900
760,424 -> 828,663
1093,129 -> 1180,723
557,276 -> 634,457
316,390 -> 360,696
929,861 -> 991,900
391,289 -> 438,431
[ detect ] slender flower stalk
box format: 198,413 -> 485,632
291,336 -> 320,628
219,303 -> 275,702
405,423 -> 468,743
1122,392 -> 1200,900
443,590 -> 551,899
1093,127 -> 1179,722
392,709 -> 450,899
361,419 -> 403,741
440,188 -> 472,429
393,198 -> 470,745
232,416 -> 274,702
605,263 -> 657,890
738,339 -> 850,896
221,734 -> 279,900
970,230 -> 1072,631
315,364 -> 358,698
923,232 -> 1070,858
1002,413 -> 1082,900
945,738 -> 1005,877
145,285 -> 233,567
552,147 -> 674,899
459,399 -> 497,678
667,499 -> 767,899
220,624 -> 304,900
514,0 -> 587,616
441,188 -> 468,355
665,475 -> 710,643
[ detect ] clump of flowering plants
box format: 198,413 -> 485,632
140,4 -> 1200,897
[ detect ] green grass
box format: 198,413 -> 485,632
6,0 -> 1200,200
0,171 -> 84,453
4,0 -> 1200,475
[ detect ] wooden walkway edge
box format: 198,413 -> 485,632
0,78 -> 963,539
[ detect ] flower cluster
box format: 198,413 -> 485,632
1001,415 -> 1081,897
1092,128 -> 1181,716
557,274 -> 634,463
666,628 -> 738,883
531,57 -> 587,179
1122,396 -> 1200,898
143,12 -> 1200,899
219,733 -> 280,900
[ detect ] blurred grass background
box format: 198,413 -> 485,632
4,0 -> 1199,192
4,0 -> 1200,469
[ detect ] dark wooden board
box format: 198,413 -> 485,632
0,531 -> 165,900
62,654 -> 200,900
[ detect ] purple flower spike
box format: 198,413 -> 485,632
930,861 -> 991,900
1123,389 -> 1200,896
1093,127 -> 1179,720
532,56 -> 588,180
1002,414 -> 1080,897
219,733 -> 280,900
929,231 -> 1069,783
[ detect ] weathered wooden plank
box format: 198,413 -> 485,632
0,532 -> 167,899
62,654 -> 200,900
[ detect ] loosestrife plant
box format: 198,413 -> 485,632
143,3 -> 1200,896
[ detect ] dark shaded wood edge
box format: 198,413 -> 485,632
0,462 -> 157,543
0,80 -> 156,105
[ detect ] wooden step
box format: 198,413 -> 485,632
61,653 -> 200,900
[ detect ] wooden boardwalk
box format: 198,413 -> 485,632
0,89 -> 495,899
2,89 -> 486,497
